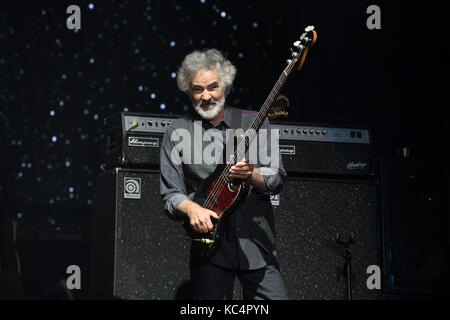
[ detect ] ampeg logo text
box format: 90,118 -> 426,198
270,194 -> 280,206
280,145 -> 296,155
124,177 -> 141,199
128,137 -> 159,147
347,162 -> 368,170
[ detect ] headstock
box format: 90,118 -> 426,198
286,25 -> 317,71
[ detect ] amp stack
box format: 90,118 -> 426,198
93,112 -> 245,300
92,112 -> 201,300
269,120 -> 381,300
92,111 -> 381,300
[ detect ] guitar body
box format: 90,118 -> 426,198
186,162 -> 251,259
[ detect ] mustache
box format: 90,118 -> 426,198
200,98 -> 217,107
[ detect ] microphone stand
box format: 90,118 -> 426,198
335,233 -> 355,300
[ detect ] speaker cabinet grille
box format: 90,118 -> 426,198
92,169 -> 380,299
273,176 -> 380,299
91,168 -> 190,299
91,168 -> 243,299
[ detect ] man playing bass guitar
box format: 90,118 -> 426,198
160,48 -> 288,300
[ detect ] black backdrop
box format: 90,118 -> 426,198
0,0 -> 448,298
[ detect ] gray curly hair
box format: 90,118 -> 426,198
176,49 -> 237,97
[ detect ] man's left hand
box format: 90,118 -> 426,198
229,160 -> 254,181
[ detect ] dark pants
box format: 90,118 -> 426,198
190,260 -> 288,300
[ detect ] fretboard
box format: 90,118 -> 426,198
234,54 -> 301,161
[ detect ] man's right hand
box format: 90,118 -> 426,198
177,200 -> 219,233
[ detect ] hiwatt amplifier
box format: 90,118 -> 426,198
270,121 -> 374,177
103,112 -> 181,170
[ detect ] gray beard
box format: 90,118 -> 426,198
193,96 -> 225,120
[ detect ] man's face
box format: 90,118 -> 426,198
190,68 -> 225,120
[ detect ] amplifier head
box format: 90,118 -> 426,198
103,112 -> 181,170
270,120 -> 374,177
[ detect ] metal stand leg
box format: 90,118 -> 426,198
336,233 -> 355,300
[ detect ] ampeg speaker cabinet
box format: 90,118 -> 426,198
379,157 -> 450,298
270,121 -> 373,177
91,168 -> 191,299
103,112 -> 181,170
91,168 -> 243,299
272,176 -> 381,300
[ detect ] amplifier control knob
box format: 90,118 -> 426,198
148,120 -> 153,126
309,129 -> 314,134
315,129 -> 320,134
303,129 -> 308,134
161,120 -> 166,126
283,128 -> 289,133
322,130 -> 327,135
297,129 -> 302,134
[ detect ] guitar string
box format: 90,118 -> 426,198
202,78 -> 284,209
202,74 -> 287,211
201,55 -> 300,211
201,54 -> 300,211
202,36 -> 311,210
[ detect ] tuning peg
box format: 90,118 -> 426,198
293,42 -> 304,50
289,48 -> 298,57
305,25 -> 315,32
286,59 -> 292,65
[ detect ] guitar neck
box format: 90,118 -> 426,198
231,26 -> 315,164
249,65 -> 294,132
234,53 -> 301,161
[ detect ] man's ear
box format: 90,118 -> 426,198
224,85 -> 231,97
